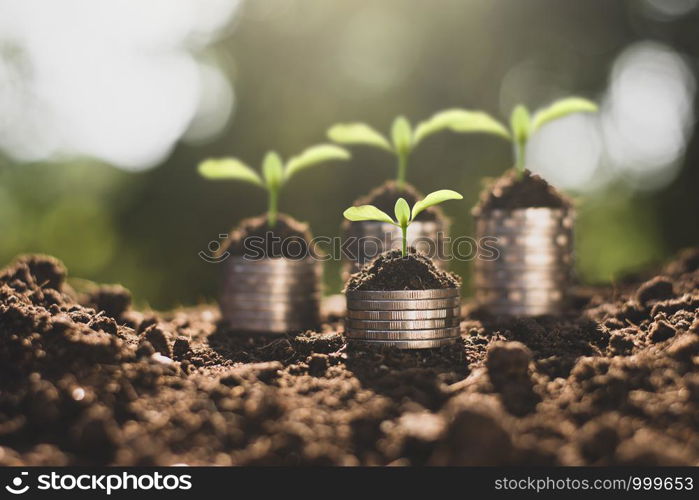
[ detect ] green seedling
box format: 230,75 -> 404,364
343,189 -> 463,256
439,97 -> 598,176
327,113 -> 508,190
198,144 -> 350,226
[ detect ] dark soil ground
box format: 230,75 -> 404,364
473,169 -> 572,213
346,249 -> 461,291
0,249 -> 698,466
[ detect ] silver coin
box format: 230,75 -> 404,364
226,319 -> 315,333
478,207 -> 571,220
475,288 -> 565,303
479,303 -> 564,316
225,272 -> 320,285
346,307 -> 460,320
229,261 -> 321,275
485,242 -> 573,255
345,326 -> 460,340
224,307 -> 319,321
221,299 -> 319,313
474,263 -> 571,275
221,291 -> 322,303
346,289 -> 459,300
346,317 -> 460,330
229,256 -> 318,267
472,275 -> 569,289
230,268 -> 321,279
476,254 -> 572,267
347,338 -> 458,349
224,286 -> 322,298
346,297 -> 460,311
476,217 -> 567,230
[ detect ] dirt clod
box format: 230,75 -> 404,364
649,320 -> 676,343
636,276 -> 675,305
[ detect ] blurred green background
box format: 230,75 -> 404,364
0,0 -> 697,309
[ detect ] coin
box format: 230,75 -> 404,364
227,318 -> 316,333
475,288 -> 564,302
229,261 -> 321,277
224,308 -> 319,321
479,303 -> 563,316
472,275 -> 569,288
346,289 -> 459,300
346,317 -> 460,330
345,326 -> 460,340
221,299 -> 319,313
225,273 -> 319,288
346,297 -> 460,311
347,338 -> 458,349
346,307 -> 460,320
229,256 -> 318,267
222,291 -> 322,303
479,207 -> 571,221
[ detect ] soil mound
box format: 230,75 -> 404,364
345,249 -> 460,291
473,169 -> 571,213
224,213 -> 314,259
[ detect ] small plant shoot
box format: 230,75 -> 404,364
343,189 -> 463,256
198,145 -> 350,226
442,97 -> 598,176
327,111 -> 508,190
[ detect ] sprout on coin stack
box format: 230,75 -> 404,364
328,112 -> 500,275
342,190 -> 464,349
198,144 -> 350,333
466,97 -> 598,315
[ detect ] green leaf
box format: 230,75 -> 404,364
510,105 -> 531,145
531,97 -> 598,133
262,151 -> 284,191
343,205 -> 396,225
412,189 -> 463,219
391,116 -> 412,155
394,198 -> 411,226
413,109 -> 511,145
285,144 -> 350,179
327,123 -> 392,151
197,158 -> 263,187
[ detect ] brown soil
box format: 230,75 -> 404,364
0,249 -> 698,466
345,249 -> 461,291
224,213 -> 314,259
473,169 -> 572,214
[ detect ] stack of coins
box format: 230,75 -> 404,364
343,220 -> 448,278
473,207 -> 574,316
345,288 -> 461,349
220,256 -> 321,333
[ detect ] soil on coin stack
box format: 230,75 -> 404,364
345,249 -> 461,291
473,169 -> 572,214
224,213 -> 315,258
1,249 -> 699,465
